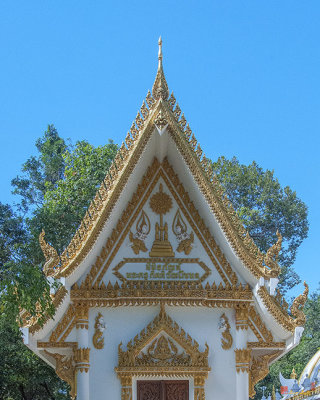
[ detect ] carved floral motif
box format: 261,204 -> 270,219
172,209 -> 194,255
93,312 -> 106,349
129,210 -> 150,255
219,313 -> 233,350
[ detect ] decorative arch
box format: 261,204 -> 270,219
115,304 -> 210,400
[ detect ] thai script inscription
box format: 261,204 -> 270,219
125,262 -> 200,281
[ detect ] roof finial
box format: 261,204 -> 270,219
158,36 -> 163,66
152,36 -> 169,100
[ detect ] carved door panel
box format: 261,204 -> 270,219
137,380 -> 188,400
164,380 -> 189,400
137,381 -> 161,400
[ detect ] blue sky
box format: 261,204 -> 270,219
0,1 -> 319,297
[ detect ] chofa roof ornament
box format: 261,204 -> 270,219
152,36 -> 169,100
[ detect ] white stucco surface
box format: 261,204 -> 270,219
87,306 -> 236,400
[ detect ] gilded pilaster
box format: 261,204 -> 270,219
120,376 -> 132,400
194,375 -> 206,400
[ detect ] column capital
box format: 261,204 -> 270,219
235,307 -> 249,330
75,305 -> 89,329
74,347 -> 90,373
235,348 -> 251,373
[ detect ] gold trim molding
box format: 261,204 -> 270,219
115,304 -> 210,400
235,349 -> 251,373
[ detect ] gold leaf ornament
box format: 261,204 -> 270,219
129,210 -> 151,255
172,209 -> 194,255
93,312 -> 106,349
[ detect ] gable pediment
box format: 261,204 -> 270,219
74,158 -> 246,292
116,304 -> 210,374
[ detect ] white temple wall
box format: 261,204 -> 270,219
88,306 -> 237,400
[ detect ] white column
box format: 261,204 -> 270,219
235,307 -> 250,400
75,306 -> 90,400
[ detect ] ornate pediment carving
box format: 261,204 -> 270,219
116,304 -> 210,374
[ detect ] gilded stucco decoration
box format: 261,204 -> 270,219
75,305 -> 89,329
112,257 -> 210,283
235,349 -> 251,373
129,210 -> 150,255
249,351 -> 281,398
263,230 -> 282,278
93,312 -> 106,349
71,279 -> 252,308
74,347 -> 90,373
172,209 -> 194,255
44,350 -> 76,399
39,229 -> 60,277
235,307 -> 249,330
291,281 -> 309,327
152,37 -> 169,101
50,304 -> 75,343
82,161 -> 242,290
115,304 -> 210,399
21,287 -> 68,334
219,313 -> 233,350
40,37 -> 288,287
258,283 -> 308,333
149,183 -> 174,257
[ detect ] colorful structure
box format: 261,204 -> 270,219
277,350 -> 320,399
21,39 -> 308,400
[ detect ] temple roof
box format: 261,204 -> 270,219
40,39 -> 283,284
22,40 -> 309,372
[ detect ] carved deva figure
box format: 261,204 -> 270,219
93,312 -> 106,349
218,313 -> 233,350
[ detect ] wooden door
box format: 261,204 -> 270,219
163,380 -> 189,400
137,380 -> 188,400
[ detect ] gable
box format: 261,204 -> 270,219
75,158 -> 244,291
25,41 -> 309,395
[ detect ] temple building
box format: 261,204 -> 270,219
275,350 -> 320,399
21,39 -> 308,400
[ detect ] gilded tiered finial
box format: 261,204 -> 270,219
152,36 -> 169,100
290,368 -> 297,380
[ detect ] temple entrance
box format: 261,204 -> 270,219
137,380 -> 189,400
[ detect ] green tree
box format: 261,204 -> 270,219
0,316 -> 70,400
1,126 -> 117,399
1,128 -> 309,399
212,156 -> 309,293
254,287 -> 320,399
11,125 -> 67,213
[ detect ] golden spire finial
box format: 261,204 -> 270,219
152,36 -> 169,100
158,36 -> 163,66
290,368 -> 297,380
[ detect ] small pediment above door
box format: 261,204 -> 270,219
116,304 -> 210,374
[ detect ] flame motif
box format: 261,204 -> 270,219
129,210 -> 150,255
172,209 -> 194,255
136,210 -> 150,235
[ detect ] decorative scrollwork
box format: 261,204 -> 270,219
264,230 -> 282,277
44,351 -> 76,399
39,230 -> 60,277
172,209 -> 194,255
93,312 -> 106,349
129,210 -> 150,255
219,313 -> 233,350
291,281 -> 309,327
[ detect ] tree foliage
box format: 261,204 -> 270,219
1,125 -> 117,399
0,127 -> 311,399
212,156 -> 309,293
254,288 -> 320,399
